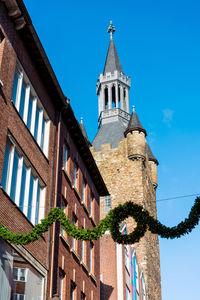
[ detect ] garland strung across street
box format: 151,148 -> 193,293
0,197 -> 200,245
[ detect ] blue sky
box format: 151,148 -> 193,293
24,0 -> 200,298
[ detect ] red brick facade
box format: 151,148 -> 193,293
0,1 -> 108,299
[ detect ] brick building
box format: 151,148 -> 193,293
91,22 -> 162,300
0,1 -> 108,299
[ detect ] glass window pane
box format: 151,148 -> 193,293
63,145 -> 68,171
27,174 -> 34,220
11,72 -> 19,105
19,82 -> 26,118
19,163 -> 27,211
35,184 -> 40,225
40,116 -> 45,150
34,107 -> 40,140
82,182 -> 85,203
1,143 -> 10,190
27,94 -> 33,130
13,268 -> 18,280
10,150 -> 19,201
19,269 -> 26,281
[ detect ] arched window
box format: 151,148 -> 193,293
118,84 -> 121,108
112,85 -> 116,108
104,86 -> 108,109
133,249 -> 139,299
123,88 -> 126,111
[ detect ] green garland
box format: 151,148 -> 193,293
1,197 -> 200,245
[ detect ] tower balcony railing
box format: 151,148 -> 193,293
98,108 -> 130,126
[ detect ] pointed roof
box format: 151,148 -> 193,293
124,107 -> 147,137
145,142 -> 159,165
79,117 -> 92,147
103,39 -> 123,75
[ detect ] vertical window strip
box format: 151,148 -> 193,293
74,163 -> 78,187
19,163 -> 27,211
1,143 -> 10,190
14,156 -> 23,206
27,174 -> 34,221
11,72 -> 19,105
34,106 -> 40,141
19,81 -> 26,118
81,240 -> 85,262
11,69 -> 50,156
37,109 -> 44,147
63,144 -> 68,171
90,242 -> 93,273
30,97 -> 37,136
10,149 -> 19,201
90,195 -> 93,216
82,181 -> 85,203
23,84 -> 30,124
1,138 -> 46,225
27,93 -> 33,130
43,120 -> 50,156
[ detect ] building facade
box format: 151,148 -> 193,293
0,1 -> 108,299
91,22 -> 162,300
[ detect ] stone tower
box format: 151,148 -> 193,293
90,22 -> 162,300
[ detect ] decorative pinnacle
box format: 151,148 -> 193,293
80,117 -> 83,123
107,20 -> 116,39
132,105 -> 135,112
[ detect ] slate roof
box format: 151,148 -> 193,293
124,109 -> 147,137
145,142 -> 158,165
103,39 -> 123,75
93,120 -> 127,151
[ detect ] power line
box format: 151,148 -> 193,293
157,193 -> 200,203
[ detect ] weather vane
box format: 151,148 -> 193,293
107,20 -> 116,39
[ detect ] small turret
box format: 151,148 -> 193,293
125,106 -> 146,161
145,142 -> 158,189
79,117 -> 92,147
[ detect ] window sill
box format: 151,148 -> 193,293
89,215 -> 96,226
0,186 -> 45,241
81,201 -> 89,215
59,233 -> 70,248
89,272 -> 97,284
80,261 -> 89,273
62,168 -> 72,185
70,248 -> 80,261
72,185 -> 81,200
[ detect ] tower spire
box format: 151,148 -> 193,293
107,20 -> 116,40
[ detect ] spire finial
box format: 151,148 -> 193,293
132,105 -> 135,112
81,117 -> 83,123
107,20 -> 116,40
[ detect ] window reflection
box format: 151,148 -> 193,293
0,238 -> 44,299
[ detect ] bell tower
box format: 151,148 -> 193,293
91,21 -> 162,300
96,21 -> 130,127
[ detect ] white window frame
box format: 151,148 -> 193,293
13,267 -> 27,282
90,195 -> 93,217
13,294 -> 26,300
81,240 -> 85,262
90,242 -> 93,273
73,163 -> 78,188
1,135 -> 46,225
82,181 -> 86,203
63,144 -> 68,172
59,272 -> 64,300
104,195 -> 111,213
11,64 -> 50,157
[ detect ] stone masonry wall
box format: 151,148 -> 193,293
91,130 -> 162,300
